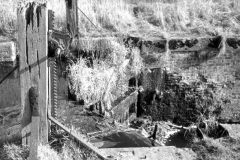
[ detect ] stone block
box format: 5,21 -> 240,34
169,37 -> 222,51
0,41 -> 16,62
220,124 -> 240,138
142,38 -> 166,53
226,38 -> 240,49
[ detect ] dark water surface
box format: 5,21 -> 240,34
165,132 -> 189,148
91,131 -> 161,148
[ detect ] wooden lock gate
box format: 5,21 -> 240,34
17,1 -> 109,160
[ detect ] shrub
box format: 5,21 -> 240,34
68,41 -> 144,114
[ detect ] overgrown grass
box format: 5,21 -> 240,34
68,40 -> 139,111
0,142 -> 101,160
0,134 -> 101,160
68,41 -> 127,103
77,0 -> 240,37
191,137 -> 240,160
0,0 -> 66,35
1,0 -> 240,38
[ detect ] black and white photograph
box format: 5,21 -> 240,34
0,0 -> 240,159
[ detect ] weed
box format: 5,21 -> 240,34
191,137 -> 240,160
2,0 -> 240,38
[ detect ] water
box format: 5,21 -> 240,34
165,132 -> 189,148
91,131 -> 161,148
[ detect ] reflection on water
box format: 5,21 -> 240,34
91,131 -> 161,148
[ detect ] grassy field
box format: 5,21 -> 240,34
1,0 -> 240,38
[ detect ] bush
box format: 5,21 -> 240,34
68,41 -> 144,114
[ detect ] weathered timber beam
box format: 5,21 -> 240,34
18,2 -> 48,146
29,86 -> 39,160
66,0 -> 79,37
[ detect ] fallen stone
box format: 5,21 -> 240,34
101,146 -> 197,160
220,124 -> 240,139
0,41 -> 16,62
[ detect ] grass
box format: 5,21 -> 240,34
191,137 -> 240,160
76,0 -> 240,37
68,39 -> 144,113
68,40 -> 132,109
1,0 -> 240,38
0,0 -> 66,35
0,142 -> 101,160
0,131 -> 101,160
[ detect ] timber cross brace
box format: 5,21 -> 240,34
17,0 -> 82,159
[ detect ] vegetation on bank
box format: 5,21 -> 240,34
68,40 -> 143,114
1,0 -> 240,38
191,137 -> 240,160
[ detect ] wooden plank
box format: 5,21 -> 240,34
18,4 -> 31,146
48,116 -> 110,160
66,0 -> 79,37
29,87 -> 40,160
18,3 -> 48,146
37,3 -> 49,145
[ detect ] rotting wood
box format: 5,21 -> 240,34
66,0 -> 79,38
29,86 -> 40,160
48,115 -> 110,160
18,4 -> 30,146
18,3 -> 48,146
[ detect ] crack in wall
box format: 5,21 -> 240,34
37,51 -> 40,77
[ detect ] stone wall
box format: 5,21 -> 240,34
137,36 -> 240,123
0,41 -> 21,139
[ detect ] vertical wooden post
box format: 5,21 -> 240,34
29,86 -> 39,160
66,0 -> 79,37
18,3 -> 48,146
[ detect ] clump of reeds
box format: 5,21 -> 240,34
68,40 -> 144,113
69,41 -> 128,110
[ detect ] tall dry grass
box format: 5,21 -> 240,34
0,142 -> 100,160
191,137 -> 240,160
77,0 -> 240,37
68,40 -> 144,112
1,0 -> 240,37
68,41 -> 131,108
0,0 -> 66,33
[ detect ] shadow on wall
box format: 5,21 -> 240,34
0,63 -> 20,109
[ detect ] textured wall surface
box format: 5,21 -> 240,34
0,41 -> 21,139
138,36 -> 240,123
